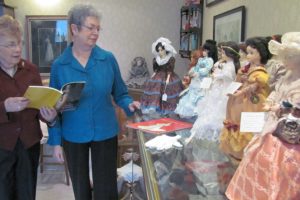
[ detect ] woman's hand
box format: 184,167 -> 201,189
128,101 -> 140,112
4,97 -> 29,112
40,107 -> 57,123
53,145 -> 64,163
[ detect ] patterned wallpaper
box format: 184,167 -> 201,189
7,0 -> 189,79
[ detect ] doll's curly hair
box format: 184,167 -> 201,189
189,49 -> 203,69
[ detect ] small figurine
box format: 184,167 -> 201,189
140,37 -> 183,118
125,57 -> 150,89
117,149 -> 144,200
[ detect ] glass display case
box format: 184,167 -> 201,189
136,129 -> 229,200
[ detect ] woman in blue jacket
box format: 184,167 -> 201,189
48,4 -> 139,200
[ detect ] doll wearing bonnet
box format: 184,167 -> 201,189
226,32 -> 300,200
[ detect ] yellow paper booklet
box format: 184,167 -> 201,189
24,81 -> 86,111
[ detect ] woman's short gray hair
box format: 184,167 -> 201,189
68,4 -> 101,27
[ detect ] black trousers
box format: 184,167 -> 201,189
63,136 -> 118,200
0,140 -> 40,200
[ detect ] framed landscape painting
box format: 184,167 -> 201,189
213,6 -> 246,43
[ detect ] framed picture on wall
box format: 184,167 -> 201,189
213,6 -> 246,43
26,15 -> 69,74
206,0 -> 224,7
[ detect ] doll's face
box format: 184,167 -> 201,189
203,49 -> 208,57
221,49 -> 230,61
190,53 -> 199,65
158,46 -> 167,58
239,49 -> 247,59
246,46 -> 261,65
190,56 -> 196,65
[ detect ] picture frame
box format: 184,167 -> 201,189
213,6 -> 246,43
206,0 -> 224,7
26,15 -> 69,74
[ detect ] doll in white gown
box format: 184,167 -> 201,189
189,42 -> 239,142
185,42 -> 240,196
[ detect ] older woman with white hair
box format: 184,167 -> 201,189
0,15 -> 57,200
47,4 -> 139,200
226,32 -> 300,200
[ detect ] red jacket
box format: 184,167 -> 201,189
0,59 -> 43,151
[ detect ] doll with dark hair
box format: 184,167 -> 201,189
221,41 -> 241,73
219,36 -> 271,165
226,32 -> 300,200
182,42 -> 239,196
175,40 -> 215,119
140,37 -> 183,117
203,39 -> 218,63
190,41 -> 239,142
245,36 -> 272,64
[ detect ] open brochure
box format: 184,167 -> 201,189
24,81 -> 86,112
126,118 -> 193,135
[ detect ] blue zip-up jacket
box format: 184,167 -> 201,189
47,44 -> 133,145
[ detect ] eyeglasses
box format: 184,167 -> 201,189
80,24 -> 101,33
0,41 -> 24,50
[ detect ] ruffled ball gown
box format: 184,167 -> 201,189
174,56 -> 214,118
141,55 -> 183,116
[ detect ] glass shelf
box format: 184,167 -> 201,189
136,128 -> 228,200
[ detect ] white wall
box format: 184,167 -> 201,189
6,0 -> 189,79
202,0 -> 300,42
7,0 -> 298,78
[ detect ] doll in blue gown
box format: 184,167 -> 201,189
175,40 -> 218,119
